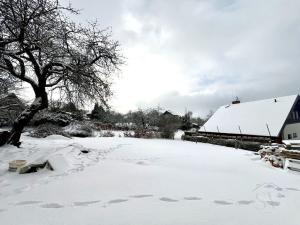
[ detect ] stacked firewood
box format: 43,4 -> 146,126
258,144 -> 300,169
258,145 -> 286,168
280,150 -> 300,160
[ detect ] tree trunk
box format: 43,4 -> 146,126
7,92 -> 48,147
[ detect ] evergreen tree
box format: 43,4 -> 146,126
90,103 -> 106,121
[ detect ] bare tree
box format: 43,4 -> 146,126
0,0 -> 122,146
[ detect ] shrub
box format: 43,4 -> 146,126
28,123 -> 70,138
99,130 -> 115,137
159,114 -> 181,139
124,131 -> 134,137
160,128 -> 175,139
134,129 -> 160,139
32,110 -> 73,126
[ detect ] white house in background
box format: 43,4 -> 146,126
199,95 -> 300,141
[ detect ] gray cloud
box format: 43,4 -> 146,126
63,0 -> 300,117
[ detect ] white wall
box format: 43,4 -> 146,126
283,123 -> 300,140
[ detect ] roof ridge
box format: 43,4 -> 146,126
220,94 -> 298,108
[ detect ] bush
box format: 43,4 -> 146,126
28,123 -> 70,138
99,130 -> 115,137
32,110 -> 73,126
92,122 -> 113,131
160,128 -> 175,139
124,131 -> 134,137
159,114 -> 181,139
64,122 -> 93,137
133,129 -> 160,139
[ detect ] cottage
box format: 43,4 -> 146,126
199,95 -> 300,141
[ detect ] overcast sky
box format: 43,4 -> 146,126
63,0 -> 300,117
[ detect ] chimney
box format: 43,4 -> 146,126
232,97 -> 240,104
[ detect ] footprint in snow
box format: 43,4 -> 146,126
184,197 -> 202,201
73,200 -> 101,206
130,194 -> 153,198
15,201 -> 42,206
214,200 -> 233,205
237,200 -> 255,205
266,201 -> 280,207
274,186 -> 283,191
286,187 -> 300,192
277,193 -> 285,198
0,209 -> 6,213
108,199 -> 128,204
13,186 -> 30,194
255,183 -> 283,192
40,203 -> 64,208
136,161 -> 148,165
159,197 -> 178,202
264,184 -> 283,191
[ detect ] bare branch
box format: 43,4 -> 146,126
1,0 -> 123,108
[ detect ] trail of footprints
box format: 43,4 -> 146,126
0,186 -> 297,212
1,182 -> 299,212
1,195 -> 264,210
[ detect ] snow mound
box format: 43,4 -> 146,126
174,130 -> 184,140
64,122 -> 93,137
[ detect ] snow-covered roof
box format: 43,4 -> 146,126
199,95 -> 298,137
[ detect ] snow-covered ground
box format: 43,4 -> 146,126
0,135 -> 300,225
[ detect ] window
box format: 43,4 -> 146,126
288,134 -> 292,139
293,133 -> 297,138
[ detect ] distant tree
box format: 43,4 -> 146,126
123,108 -> 162,128
191,116 -> 205,126
106,111 -> 124,124
48,100 -> 63,112
159,113 -> 181,139
61,102 -> 84,120
145,108 -> 161,127
0,0 -> 122,146
181,111 -> 193,130
90,103 -> 107,121
62,102 -> 78,113
205,110 -> 214,122
131,109 -> 147,129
